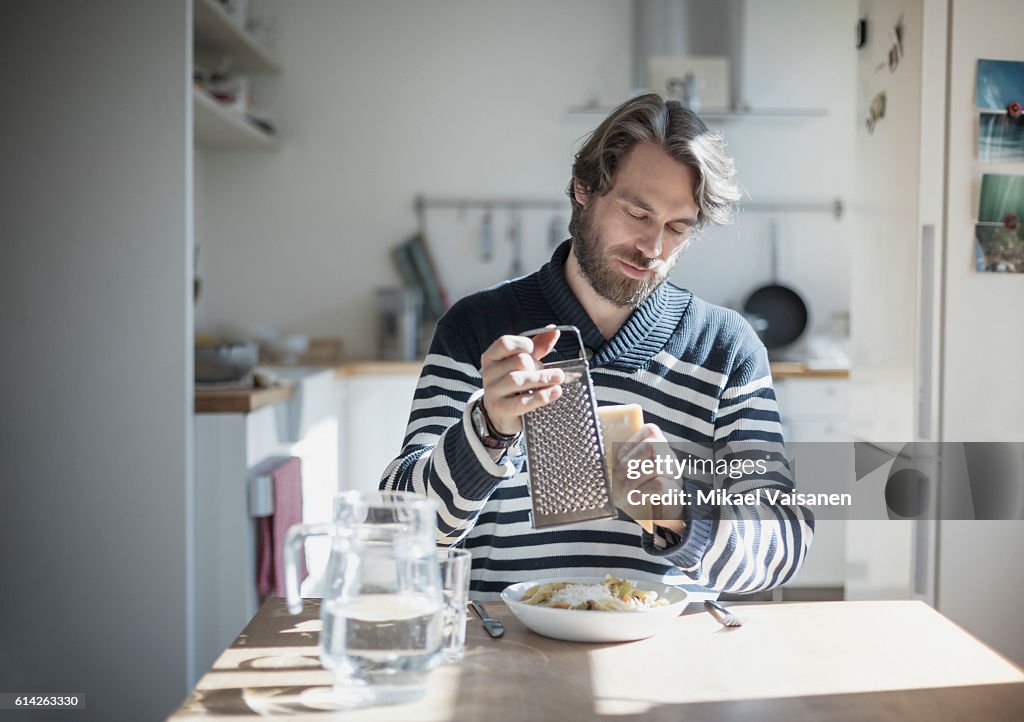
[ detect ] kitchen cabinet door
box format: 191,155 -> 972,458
340,372 -> 421,493
775,378 -> 851,588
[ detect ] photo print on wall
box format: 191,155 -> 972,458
976,59 -> 1024,162
975,174 -> 1024,273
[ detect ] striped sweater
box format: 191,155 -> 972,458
382,241 -> 814,600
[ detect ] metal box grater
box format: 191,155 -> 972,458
521,325 -> 615,528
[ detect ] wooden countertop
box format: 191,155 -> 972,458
195,360 -> 846,413
770,361 -> 849,379
170,598 -> 1023,721
194,385 -> 293,414
334,360 -> 848,380
335,360 -> 423,377
193,362 -> 422,413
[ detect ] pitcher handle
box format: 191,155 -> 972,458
283,522 -> 336,615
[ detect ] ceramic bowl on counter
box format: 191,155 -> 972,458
195,341 -> 259,383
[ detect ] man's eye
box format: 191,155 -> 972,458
626,210 -> 646,221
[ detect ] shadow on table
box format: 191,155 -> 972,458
179,596 -> 616,720
181,685 -> 367,717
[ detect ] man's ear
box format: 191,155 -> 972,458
572,179 -> 591,208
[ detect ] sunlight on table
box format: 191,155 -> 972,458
587,601 -> 1024,715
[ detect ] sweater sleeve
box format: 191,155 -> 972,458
379,320 -> 524,545
640,346 -> 815,593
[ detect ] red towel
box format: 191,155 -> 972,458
256,457 -> 306,602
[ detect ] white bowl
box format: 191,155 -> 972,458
500,576 -> 690,643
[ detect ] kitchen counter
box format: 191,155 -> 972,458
335,360 -> 423,377
193,363 -> 417,414
194,360 -> 846,413
195,366 -> 343,414
194,385 -> 293,413
333,359 -> 848,380
170,598 -> 1023,721
769,361 -> 849,379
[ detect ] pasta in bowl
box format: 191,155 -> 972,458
501,575 -> 690,642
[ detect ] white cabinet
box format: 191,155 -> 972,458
774,377 -> 850,589
337,369 -> 422,493
774,378 -> 850,442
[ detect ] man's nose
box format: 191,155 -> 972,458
636,228 -> 664,259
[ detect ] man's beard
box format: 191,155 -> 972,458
573,208 -> 682,307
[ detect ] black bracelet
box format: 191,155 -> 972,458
480,400 -> 519,441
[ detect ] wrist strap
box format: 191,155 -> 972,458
479,399 -> 518,441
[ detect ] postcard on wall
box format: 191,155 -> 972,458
976,59 -> 1024,162
975,173 -> 1024,273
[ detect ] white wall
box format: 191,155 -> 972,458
197,0 -> 857,358
680,0 -> 857,329
0,2 -> 193,720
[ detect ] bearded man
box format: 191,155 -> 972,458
382,93 -> 814,600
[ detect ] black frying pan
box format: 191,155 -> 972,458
742,220 -> 809,349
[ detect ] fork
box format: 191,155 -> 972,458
704,599 -> 743,628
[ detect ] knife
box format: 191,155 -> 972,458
469,600 -> 505,638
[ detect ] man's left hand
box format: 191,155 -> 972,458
615,423 -> 686,536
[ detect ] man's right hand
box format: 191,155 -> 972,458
480,326 -> 565,436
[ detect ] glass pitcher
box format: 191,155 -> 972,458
284,490 -> 443,706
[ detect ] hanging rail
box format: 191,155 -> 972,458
414,195 -> 565,233
414,194 -> 844,231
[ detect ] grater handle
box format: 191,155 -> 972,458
520,325 -> 587,362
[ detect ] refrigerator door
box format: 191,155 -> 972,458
933,0 -> 1024,669
847,0 -> 948,601
850,0 -> 925,444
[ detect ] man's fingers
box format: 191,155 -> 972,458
635,477 -> 672,496
478,327 -> 566,432
625,423 -> 665,446
529,328 -> 561,361
617,424 -> 668,462
619,440 -> 653,466
481,353 -> 540,387
481,334 -> 535,365
488,384 -> 562,416
480,327 -> 560,382
485,371 -> 564,404
517,385 -> 563,411
507,368 -> 565,390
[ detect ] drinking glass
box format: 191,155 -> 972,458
437,548 -> 472,663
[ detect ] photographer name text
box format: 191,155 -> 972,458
626,487 -> 853,508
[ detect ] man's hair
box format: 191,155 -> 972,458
567,93 -> 742,239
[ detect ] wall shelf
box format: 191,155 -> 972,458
193,86 -> 276,149
193,0 -> 280,73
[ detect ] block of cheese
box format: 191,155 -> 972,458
597,404 -> 654,533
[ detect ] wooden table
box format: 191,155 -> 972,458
169,598 -> 1024,721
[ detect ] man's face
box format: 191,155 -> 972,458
573,142 -> 699,307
